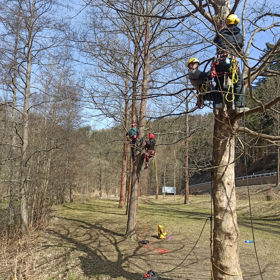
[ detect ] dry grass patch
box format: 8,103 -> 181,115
1,188 -> 279,279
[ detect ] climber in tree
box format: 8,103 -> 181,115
144,133 -> 156,169
213,14 -> 249,113
126,122 -> 139,161
187,57 -> 213,107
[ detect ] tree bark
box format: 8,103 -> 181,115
126,157 -> 133,215
126,154 -> 144,239
155,158 -> 159,199
119,70 -> 130,208
20,0 -> 37,233
120,140 -> 129,207
126,0 -> 150,238
212,111 -> 242,280
8,4 -> 21,226
184,95 -> 190,204
277,113 -> 280,187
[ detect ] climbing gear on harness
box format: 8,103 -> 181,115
226,14 -> 240,25
196,78 -> 214,109
200,79 -> 212,94
187,57 -> 199,66
141,270 -> 158,280
158,224 -> 167,239
224,57 -> 239,102
211,54 -> 240,103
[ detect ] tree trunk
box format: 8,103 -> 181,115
173,149 -> 176,201
119,72 -> 130,208
138,14 -> 150,138
277,114 -> 280,187
126,154 -> 144,239
99,159 -> 102,198
126,0 -> 150,238
212,111 -> 242,280
8,7 -> 21,226
155,158 -> 159,199
20,0 -> 36,233
184,97 -> 190,204
119,140 -> 128,207
277,146 -> 280,187
126,157 -> 133,215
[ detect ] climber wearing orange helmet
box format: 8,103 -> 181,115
144,133 -> 156,169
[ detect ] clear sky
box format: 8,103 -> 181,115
63,0 -> 280,130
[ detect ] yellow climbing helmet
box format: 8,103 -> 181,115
187,57 -> 200,66
226,14 -> 240,25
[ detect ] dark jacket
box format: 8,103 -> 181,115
145,139 -> 156,151
214,25 -> 243,54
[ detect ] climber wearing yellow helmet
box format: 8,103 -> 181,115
213,14 -> 249,113
187,57 -> 213,108
214,14 -> 243,54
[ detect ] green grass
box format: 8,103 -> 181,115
3,190 -> 279,280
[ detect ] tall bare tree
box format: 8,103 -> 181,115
182,0 -> 280,278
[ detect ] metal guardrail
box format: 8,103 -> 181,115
190,171 -> 277,188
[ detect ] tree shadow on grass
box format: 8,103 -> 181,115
62,203 -> 127,216
239,219 -> 280,235
46,218 -> 174,280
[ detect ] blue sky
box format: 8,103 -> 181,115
39,1 -> 280,130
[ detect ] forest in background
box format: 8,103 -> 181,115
1,100 -> 278,207
0,1 -> 279,267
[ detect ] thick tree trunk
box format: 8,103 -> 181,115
138,16 -> 150,138
8,16 -> 20,226
20,0 -> 36,232
126,0 -> 150,238
119,72 -> 130,208
277,146 -> 280,187
119,141 -> 128,208
126,157 -> 133,215
155,158 -> 159,199
277,114 -> 280,187
212,111 -> 242,280
126,154 -> 144,239
184,97 -> 190,204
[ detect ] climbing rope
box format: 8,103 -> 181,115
242,114 -> 264,280
136,164 -> 169,255
211,259 -> 243,277
210,169 -> 214,279
225,58 -> 239,103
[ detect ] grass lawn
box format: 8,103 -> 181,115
1,186 -> 279,280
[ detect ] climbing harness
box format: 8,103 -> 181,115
196,79 -> 214,109
211,53 -> 240,104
